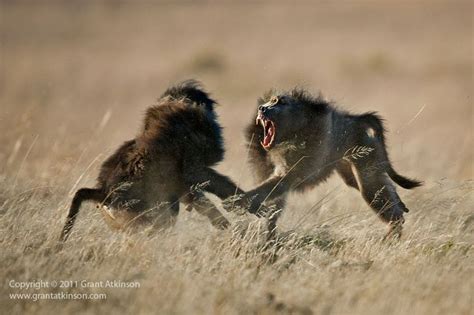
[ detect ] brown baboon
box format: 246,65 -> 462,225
59,80 -> 243,242
225,88 -> 422,239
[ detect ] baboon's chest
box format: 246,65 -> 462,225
269,139 -> 334,188
268,141 -> 309,176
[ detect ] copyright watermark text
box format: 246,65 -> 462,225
10,292 -> 107,301
7,279 -> 141,301
8,279 -> 140,290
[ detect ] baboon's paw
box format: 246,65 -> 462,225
222,194 -> 249,215
254,204 -> 280,219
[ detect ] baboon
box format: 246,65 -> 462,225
59,80 -> 243,242
225,88 -> 422,239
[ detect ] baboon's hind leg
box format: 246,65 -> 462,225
188,192 -> 230,229
336,162 -> 359,190
350,162 -> 409,238
59,188 -> 105,242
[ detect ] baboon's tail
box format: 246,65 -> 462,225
386,168 -> 423,189
59,188 -> 105,242
359,112 -> 423,190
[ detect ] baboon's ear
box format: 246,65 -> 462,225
258,89 -> 276,105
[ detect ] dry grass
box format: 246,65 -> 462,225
0,1 -> 472,314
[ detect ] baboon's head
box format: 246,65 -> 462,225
161,79 -> 216,112
255,89 -> 329,150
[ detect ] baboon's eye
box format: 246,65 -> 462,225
270,96 -> 279,105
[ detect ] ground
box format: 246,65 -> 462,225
0,1 -> 472,314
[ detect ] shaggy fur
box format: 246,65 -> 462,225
226,88 -> 422,239
59,80 -> 242,242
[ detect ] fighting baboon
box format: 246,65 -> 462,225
225,88 -> 422,239
59,80 -> 243,242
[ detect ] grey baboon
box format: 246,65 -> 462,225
59,80 -> 242,242
226,88 -> 422,239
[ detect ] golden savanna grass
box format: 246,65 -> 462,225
0,1 -> 472,314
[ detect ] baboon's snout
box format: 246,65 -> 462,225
257,104 -> 267,113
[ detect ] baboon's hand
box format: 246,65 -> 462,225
247,197 -> 267,216
222,194 -> 250,215
222,193 -> 272,218
252,203 -> 275,218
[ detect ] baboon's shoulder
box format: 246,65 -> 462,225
143,101 -> 221,141
146,79 -> 222,146
141,99 -> 224,166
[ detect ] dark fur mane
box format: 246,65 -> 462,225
142,80 -> 219,134
160,79 -> 217,111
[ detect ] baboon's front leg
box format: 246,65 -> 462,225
59,188 -> 105,242
350,162 -> 408,238
225,175 -> 290,216
187,191 -> 230,229
186,167 -> 244,199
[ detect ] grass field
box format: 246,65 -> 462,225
0,1 -> 472,314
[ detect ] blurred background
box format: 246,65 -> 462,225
0,1 -> 472,207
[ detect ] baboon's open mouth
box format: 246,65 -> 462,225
256,115 -> 276,150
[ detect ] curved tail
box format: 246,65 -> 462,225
386,168 -> 423,189
59,188 -> 105,242
359,112 -> 423,190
